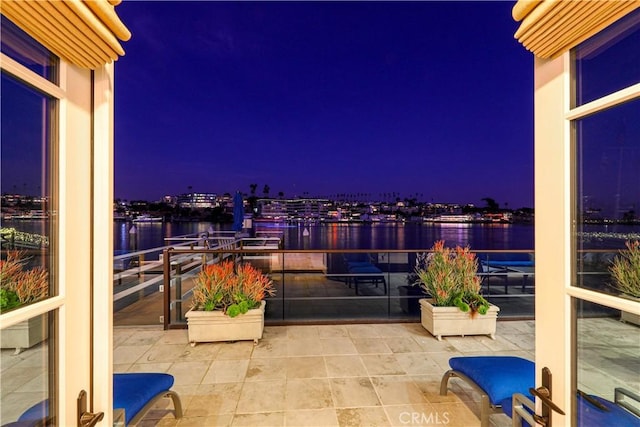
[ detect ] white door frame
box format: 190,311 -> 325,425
534,49 -> 640,426
0,56 -> 114,426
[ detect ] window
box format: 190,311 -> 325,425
1,18 -> 59,427
573,14 -> 640,297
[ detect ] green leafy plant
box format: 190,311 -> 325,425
191,260 -> 275,317
609,240 -> 640,298
414,240 -> 490,315
0,251 -> 49,313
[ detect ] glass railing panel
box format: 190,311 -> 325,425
150,247 -> 538,328
475,250 -> 535,317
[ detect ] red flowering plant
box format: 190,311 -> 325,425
191,260 -> 275,317
0,251 -> 49,313
414,240 -> 490,315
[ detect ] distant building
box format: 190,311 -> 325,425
162,195 -> 177,206
177,193 -> 217,209
257,198 -> 330,221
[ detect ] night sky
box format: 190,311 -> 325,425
114,1 -> 534,209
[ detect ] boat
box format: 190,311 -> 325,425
132,214 -> 163,223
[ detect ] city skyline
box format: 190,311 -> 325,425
114,2 -> 534,209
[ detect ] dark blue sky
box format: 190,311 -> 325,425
115,1 -> 534,209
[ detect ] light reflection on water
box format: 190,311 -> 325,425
112,220 -> 536,253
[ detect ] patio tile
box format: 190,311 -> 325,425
317,325 -> 349,338
285,378 -> 334,410
201,359 -> 249,384
336,407 -> 390,426
230,412 -> 284,426
216,341 -> 255,359
141,344 -> 189,363
251,338 -> 289,358
383,403 -> 440,426
157,329 -> 189,345
394,353 -> 442,375
429,401 -> 482,426
361,354 -> 406,375
245,357 -> 287,381
178,342 -> 222,361
183,383 -> 242,416
236,380 -> 286,413
330,377 -> 381,408
113,344 -> 152,365
173,415 -> 233,426
121,329 -> 164,346
410,375 -> 461,403
127,362 -> 172,373
383,337 -> 425,353
167,360 -> 210,386
352,338 -> 392,354
97,320 -> 633,427
288,338 -> 324,356
371,376 -> 429,405
321,337 -> 358,355
286,356 -> 327,379
285,408 -> 339,426
324,355 -> 368,378
345,324 -> 382,338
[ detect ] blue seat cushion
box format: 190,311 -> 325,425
17,400 -> 48,423
578,393 -> 640,426
348,265 -> 382,274
113,373 -> 175,425
483,261 -> 534,268
347,261 -> 375,269
0,400 -> 49,427
449,356 -> 534,406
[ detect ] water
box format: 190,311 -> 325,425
5,220 -> 637,254
112,220 -> 536,253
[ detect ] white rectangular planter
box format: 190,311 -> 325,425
1,315 -> 48,354
419,298 -> 499,341
185,300 -> 265,345
620,294 -> 640,326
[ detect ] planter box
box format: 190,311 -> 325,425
185,300 -> 265,346
419,298 -> 499,341
1,315 -> 48,354
620,294 -> 640,327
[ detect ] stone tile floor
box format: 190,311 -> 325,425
113,321 -> 536,426
4,318 -> 635,426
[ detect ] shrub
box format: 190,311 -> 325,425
191,260 -> 275,317
414,240 -> 489,315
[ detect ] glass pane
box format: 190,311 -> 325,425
575,99 -> 640,295
574,9 -> 640,106
0,312 -> 56,426
575,300 -> 640,425
1,72 -> 56,310
0,16 -> 59,84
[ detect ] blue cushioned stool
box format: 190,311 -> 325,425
113,373 -> 182,426
442,356 -> 640,427
440,356 -> 534,427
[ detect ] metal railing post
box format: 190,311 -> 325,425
163,248 -> 171,330
175,263 -> 183,322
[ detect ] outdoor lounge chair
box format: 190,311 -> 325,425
114,372 -> 183,426
440,356 -> 534,427
2,373 -> 182,427
441,356 -> 640,427
343,254 -> 387,295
